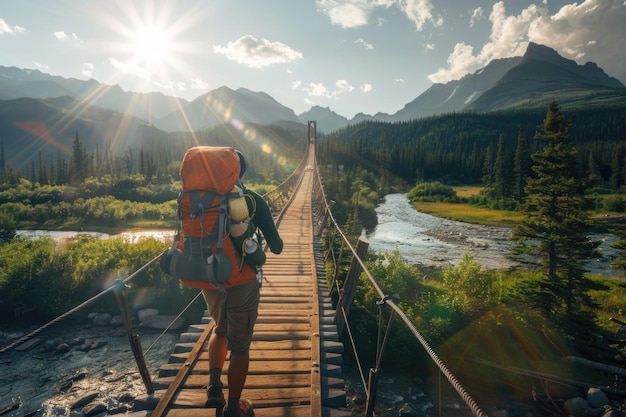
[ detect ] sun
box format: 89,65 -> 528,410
98,1 -> 204,87
130,22 -> 174,71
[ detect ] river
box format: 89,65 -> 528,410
367,193 -> 623,278
16,195 -> 622,276
11,195 -> 623,416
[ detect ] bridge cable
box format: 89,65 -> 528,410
0,253 -> 162,355
144,291 -> 203,355
311,153 -> 489,417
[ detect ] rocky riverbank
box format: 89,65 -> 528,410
0,310 -> 186,417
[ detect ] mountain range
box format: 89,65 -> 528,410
1,42 -> 625,168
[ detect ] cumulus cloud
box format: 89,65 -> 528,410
320,1 -> 368,28
470,7 -> 483,27
361,83 -> 373,93
0,18 -> 24,34
303,79 -> 355,100
400,0 -> 437,30
428,0 -> 626,84
316,0 -> 439,30
213,35 -> 303,69
0,18 -> 11,34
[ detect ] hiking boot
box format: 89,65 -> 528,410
223,399 -> 255,417
205,382 -> 225,407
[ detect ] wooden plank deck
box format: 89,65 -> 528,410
152,148 -> 349,417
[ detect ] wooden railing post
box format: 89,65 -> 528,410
334,237 -> 369,337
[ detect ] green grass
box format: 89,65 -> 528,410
414,185 -> 626,228
413,201 -> 524,227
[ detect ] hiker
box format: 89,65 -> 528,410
203,150 -> 283,416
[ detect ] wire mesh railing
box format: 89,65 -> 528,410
309,148 -> 489,417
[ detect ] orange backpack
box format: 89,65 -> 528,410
160,146 -> 263,291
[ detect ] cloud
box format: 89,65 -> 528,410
399,0 -> 437,30
355,38 -> 374,50
527,0 -> 626,81
54,31 -> 81,41
191,77 -> 208,90
303,79 -> 355,99
335,79 -> 355,94
213,35 -> 303,69
109,57 -> 150,80
361,83 -> 373,93
82,62 -> 94,78
0,18 -> 11,34
319,1 -> 368,28
428,0 -> 626,84
470,7 -> 483,27
316,0 -> 438,30
0,18 -> 24,34
305,82 -> 328,98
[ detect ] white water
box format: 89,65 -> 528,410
367,193 -> 622,277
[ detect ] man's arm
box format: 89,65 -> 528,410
245,189 -> 283,254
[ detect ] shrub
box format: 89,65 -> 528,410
407,181 -> 459,203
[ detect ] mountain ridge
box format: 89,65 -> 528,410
0,42 -> 624,140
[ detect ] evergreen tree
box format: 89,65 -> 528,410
71,131 -> 88,184
511,99 -> 602,320
37,152 -> 48,184
513,126 -> 530,202
55,152 -> 67,185
0,142 -> 5,182
609,145 -> 625,189
494,134 -> 513,200
481,144 -> 495,197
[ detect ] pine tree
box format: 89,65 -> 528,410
513,126 -> 530,202
511,99 -> 603,320
609,145 -> 625,189
71,131 -> 88,184
494,134 -> 513,200
481,144 -> 495,197
0,142 -> 5,183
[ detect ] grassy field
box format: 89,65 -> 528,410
414,185 -> 626,229
412,185 -> 524,227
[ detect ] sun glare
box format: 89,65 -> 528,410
97,1 -> 205,89
131,23 -> 174,70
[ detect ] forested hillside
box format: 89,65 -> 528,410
0,121 -> 308,186
318,106 -> 626,186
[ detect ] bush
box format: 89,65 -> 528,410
407,181 -> 459,203
0,236 -> 193,318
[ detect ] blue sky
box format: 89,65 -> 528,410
1,0 -> 625,119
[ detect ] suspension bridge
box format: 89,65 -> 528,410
1,121 -> 491,417
150,135 -> 347,417
140,121 -> 488,417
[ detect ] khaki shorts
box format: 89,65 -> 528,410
202,279 -> 259,355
